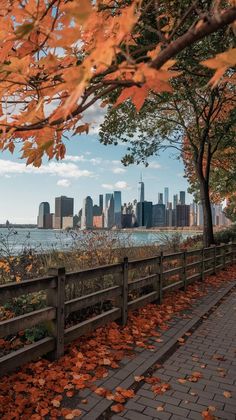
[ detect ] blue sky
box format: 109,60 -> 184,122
0,132 -> 192,224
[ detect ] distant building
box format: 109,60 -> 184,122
37,202 -> 50,229
176,204 -> 190,226
54,196 -> 74,229
93,205 -> 102,216
121,214 -> 132,228
62,215 -> 79,230
93,214 -> 104,229
152,204 -> 166,227
166,207 -> 173,227
158,193 -> 163,205
164,187 -> 169,207
179,191 -> 186,205
173,194 -> 178,210
81,196 -> 93,229
114,191 -> 122,228
99,194 -> 103,213
138,177 -> 144,203
44,213 -> 53,229
137,201 -> 153,227
143,202 -> 153,228
104,195 -> 114,228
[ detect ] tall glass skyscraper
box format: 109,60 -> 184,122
114,191 -> 122,228
179,191 -> 186,205
81,196 -> 93,229
99,194 -> 103,212
104,195 -> 114,228
138,177 -> 144,203
164,187 -> 169,207
54,196 -> 74,229
173,194 -> 178,209
37,202 -> 50,228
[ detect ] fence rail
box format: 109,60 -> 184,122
0,243 -> 235,376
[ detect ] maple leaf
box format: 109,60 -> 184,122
201,48 -> 236,86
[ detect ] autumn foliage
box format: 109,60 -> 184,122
1,265 -> 236,419
0,0 -> 235,166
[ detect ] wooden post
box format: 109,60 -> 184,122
213,245 -> 216,274
159,251 -> 164,303
47,267 -> 65,359
121,257 -> 128,326
229,242 -> 233,266
201,248 -> 205,282
223,244 -> 226,269
182,251 -> 187,291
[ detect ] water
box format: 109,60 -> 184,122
0,228 -> 200,255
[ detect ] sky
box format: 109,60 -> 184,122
0,104 -> 192,224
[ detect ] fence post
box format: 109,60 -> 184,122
121,257 -> 128,326
222,244 -> 226,269
47,267 -> 65,359
182,251 -> 187,291
159,251 -> 164,303
201,248 -> 205,282
213,245 -> 216,274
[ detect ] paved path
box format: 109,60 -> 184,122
111,289 -> 236,420
66,280 -> 236,419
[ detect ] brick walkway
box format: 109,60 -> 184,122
65,280 -> 236,419
111,288 -> 236,420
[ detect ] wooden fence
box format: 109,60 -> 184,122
0,243 -> 235,377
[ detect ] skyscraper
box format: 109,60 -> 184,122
54,196 -> 74,229
105,193 -> 113,208
114,191 -> 122,228
176,204 -> 190,226
99,194 -> 103,213
158,193 -> 163,204
37,202 -> 50,229
81,196 -> 93,229
104,195 -> 115,228
179,191 -> 186,205
173,194 -> 178,209
138,175 -> 144,203
164,187 -> 169,207
152,204 -> 165,227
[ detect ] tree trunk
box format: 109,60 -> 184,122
199,178 -> 215,247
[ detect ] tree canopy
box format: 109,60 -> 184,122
0,0 -> 235,166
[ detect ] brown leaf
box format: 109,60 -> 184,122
223,391 -> 232,398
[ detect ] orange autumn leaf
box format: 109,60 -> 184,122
111,403 -> 125,413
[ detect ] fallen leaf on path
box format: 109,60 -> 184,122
111,403 -> 124,413
223,391 -> 232,398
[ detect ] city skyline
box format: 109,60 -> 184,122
0,134 -> 193,224
36,181 -> 230,231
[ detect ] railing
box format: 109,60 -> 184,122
0,243 -> 235,376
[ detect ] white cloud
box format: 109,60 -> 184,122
101,181 -> 130,191
0,159 -> 94,179
64,155 -> 86,162
112,167 -> 126,174
148,162 -> 162,169
101,183 -> 114,190
115,181 -> 130,190
57,179 -> 71,187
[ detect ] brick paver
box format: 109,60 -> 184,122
117,289 -> 236,420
